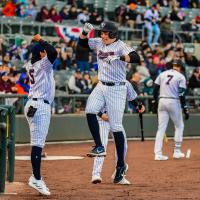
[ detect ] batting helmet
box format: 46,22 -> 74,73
172,59 -> 185,73
31,42 -> 45,58
98,21 -> 118,39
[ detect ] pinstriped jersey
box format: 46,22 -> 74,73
88,38 -> 134,82
155,69 -> 186,98
26,56 -> 55,103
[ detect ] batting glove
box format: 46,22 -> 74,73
104,55 -> 120,64
83,23 -> 94,34
183,105 -> 189,120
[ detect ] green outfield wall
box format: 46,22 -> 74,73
15,114 -> 200,143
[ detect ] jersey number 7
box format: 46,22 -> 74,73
166,75 -> 174,85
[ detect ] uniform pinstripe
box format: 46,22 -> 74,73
92,81 -> 137,177
24,56 -> 55,148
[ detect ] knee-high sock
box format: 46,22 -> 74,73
86,113 -> 102,147
31,146 -> 42,180
113,131 -> 125,167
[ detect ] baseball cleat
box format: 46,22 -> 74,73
91,175 -> 102,184
28,175 -> 50,196
113,165 -> 130,184
111,163 -> 128,180
87,146 -> 106,157
154,154 -> 168,161
116,177 -> 131,185
173,151 -> 185,159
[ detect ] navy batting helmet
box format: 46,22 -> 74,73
98,21 -> 118,39
31,43 -> 45,57
173,59 -> 185,73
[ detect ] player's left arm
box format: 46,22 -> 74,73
179,76 -> 189,120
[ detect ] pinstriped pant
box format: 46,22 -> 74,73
85,82 -> 127,132
24,99 -> 51,148
92,118 -> 127,177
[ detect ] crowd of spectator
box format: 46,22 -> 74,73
0,0 -> 200,113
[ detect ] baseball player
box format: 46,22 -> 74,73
91,81 -> 142,185
24,34 -> 57,195
153,59 -> 189,161
78,21 -> 142,184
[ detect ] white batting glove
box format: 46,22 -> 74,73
83,23 -> 94,33
104,55 -> 120,64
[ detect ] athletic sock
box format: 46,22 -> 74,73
86,113 -> 102,147
31,146 -> 42,180
174,142 -> 181,152
113,131 -> 125,167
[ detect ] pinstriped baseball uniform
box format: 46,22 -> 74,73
92,81 -> 137,177
24,56 -> 55,148
86,38 -> 135,132
154,69 -> 186,155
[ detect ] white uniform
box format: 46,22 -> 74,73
86,38 -> 135,132
24,56 -> 55,148
92,81 -> 137,177
154,69 -> 186,155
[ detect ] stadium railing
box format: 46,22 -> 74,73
0,94 -> 199,114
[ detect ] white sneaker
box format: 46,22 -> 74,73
91,175 -> 102,184
111,163 -> 128,180
28,175 -> 50,196
116,177 -> 131,185
154,154 -> 168,161
173,151 -> 185,159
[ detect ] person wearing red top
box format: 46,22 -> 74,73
2,0 -> 17,17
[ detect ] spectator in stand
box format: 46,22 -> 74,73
0,73 -> 17,93
160,15 -> 173,45
75,42 -> 90,72
68,69 -> 84,94
158,0 -> 170,7
88,11 -> 103,25
49,7 -> 62,23
115,3 -> 127,25
77,7 -> 89,24
170,5 -> 186,21
15,71 -> 30,94
136,58 -> 150,82
132,0 -> 147,6
19,40 -> 30,63
144,4 -> 161,45
2,0 -> 17,17
26,3 -> 37,20
16,3 -> 27,18
135,12 -> 145,29
82,71 -> 93,94
125,3 -> 138,28
188,67 -> 200,89
35,6 -> 50,22
0,37 -> 7,62
68,5 -> 78,20
129,72 -> 143,95
59,6 -> 69,20
184,52 -> 200,67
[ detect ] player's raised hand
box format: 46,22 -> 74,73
104,55 -> 120,64
83,23 -> 94,33
32,34 -> 42,42
183,106 -> 189,120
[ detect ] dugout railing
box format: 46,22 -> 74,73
0,94 -> 200,114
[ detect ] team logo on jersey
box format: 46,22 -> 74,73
98,51 -> 114,59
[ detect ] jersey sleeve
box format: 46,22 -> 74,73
154,75 -> 161,85
40,56 -> 53,72
179,75 -> 186,89
126,81 -> 137,101
88,38 -> 101,50
121,41 -> 135,55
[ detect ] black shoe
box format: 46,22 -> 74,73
114,165 -> 126,184
87,146 -> 106,157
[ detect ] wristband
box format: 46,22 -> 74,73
97,112 -> 103,118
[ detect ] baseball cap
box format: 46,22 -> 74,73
31,43 -> 45,56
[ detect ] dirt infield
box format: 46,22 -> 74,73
1,139 -> 200,200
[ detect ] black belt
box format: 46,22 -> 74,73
160,97 -> 179,100
101,81 -> 126,86
32,98 -> 50,104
